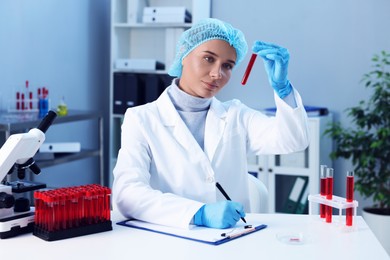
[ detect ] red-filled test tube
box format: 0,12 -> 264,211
16,92 -> 20,110
320,165 -> 327,218
326,168 -> 334,223
103,186 -> 109,221
29,92 -> 33,110
21,93 -> 25,110
241,53 -> 257,85
346,171 -> 354,226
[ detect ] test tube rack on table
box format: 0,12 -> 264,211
308,194 -> 358,225
33,184 -> 112,241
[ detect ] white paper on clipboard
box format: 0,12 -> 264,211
117,216 -> 267,245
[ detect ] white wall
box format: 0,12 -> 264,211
212,0 -> 390,211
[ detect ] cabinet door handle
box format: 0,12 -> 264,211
268,168 -> 273,173
258,167 -> 263,172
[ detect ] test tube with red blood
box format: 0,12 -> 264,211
85,187 -> 92,225
38,191 -> 46,230
346,171 -> 354,226
105,187 -> 111,221
70,189 -> 76,228
29,92 -> 33,109
47,193 -> 55,232
25,81 -> 29,109
326,168 -> 334,223
21,93 -> 25,110
52,192 -> 59,231
72,188 -> 80,227
34,191 -> 42,228
100,185 -> 108,222
52,190 -> 59,231
57,191 -> 64,231
62,190 -> 69,229
89,185 -> 96,223
320,165 -> 327,218
93,186 -> 99,223
241,54 -> 257,85
16,92 -> 20,110
79,188 -> 86,226
95,185 -> 104,222
71,188 -> 78,228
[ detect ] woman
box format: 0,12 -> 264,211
113,18 -> 309,229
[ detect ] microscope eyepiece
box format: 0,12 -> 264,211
37,110 -> 57,133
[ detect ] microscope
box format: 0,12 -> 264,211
0,111 -> 57,238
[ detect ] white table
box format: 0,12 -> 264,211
1,212 -> 389,260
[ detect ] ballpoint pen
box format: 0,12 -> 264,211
215,182 -> 247,223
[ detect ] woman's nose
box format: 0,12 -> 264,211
210,65 -> 222,79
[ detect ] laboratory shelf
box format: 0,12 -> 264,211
0,110 -> 101,136
0,110 -> 104,186
35,149 -> 101,168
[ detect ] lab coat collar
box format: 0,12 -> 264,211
155,86 -> 227,162
155,88 -> 202,156
156,88 -> 181,127
204,98 -> 227,162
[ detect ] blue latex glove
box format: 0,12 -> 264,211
193,201 -> 246,229
252,41 -> 292,98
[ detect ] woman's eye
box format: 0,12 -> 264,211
204,56 -> 214,63
223,63 -> 233,70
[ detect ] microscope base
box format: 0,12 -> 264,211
0,210 -> 35,239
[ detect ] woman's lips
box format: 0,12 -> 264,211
203,81 -> 218,90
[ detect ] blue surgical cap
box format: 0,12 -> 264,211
168,18 -> 248,77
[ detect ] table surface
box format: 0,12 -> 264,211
1,212 -> 389,260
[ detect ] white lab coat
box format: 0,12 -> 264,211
113,83 -> 309,229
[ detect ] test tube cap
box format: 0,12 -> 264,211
326,167 -> 334,177
320,165 -> 327,178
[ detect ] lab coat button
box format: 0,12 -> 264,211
206,176 -> 215,183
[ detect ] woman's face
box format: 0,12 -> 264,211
179,39 -> 237,98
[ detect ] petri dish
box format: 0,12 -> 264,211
276,232 -> 306,245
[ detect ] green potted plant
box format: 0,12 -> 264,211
324,51 -> 389,254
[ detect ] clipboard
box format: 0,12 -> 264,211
117,218 -> 267,245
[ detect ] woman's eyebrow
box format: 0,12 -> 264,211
203,50 -> 236,65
